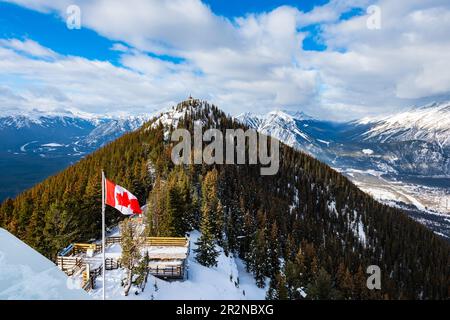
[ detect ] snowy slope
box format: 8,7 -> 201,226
357,101 -> 450,148
0,228 -> 90,300
88,231 -> 266,300
236,110 -> 324,156
81,114 -> 154,147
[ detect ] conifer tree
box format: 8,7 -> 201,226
120,218 -> 141,296
201,169 -> 223,242
268,222 -> 280,277
42,202 -> 79,258
336,262 -> 354,298
195,202 -> 219,267
252,228 -> 268,288
307,267 -> 340,300
134,251 -> 150,292
266,273 -> 288,300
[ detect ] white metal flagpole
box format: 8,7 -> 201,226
102,170 -> 106,300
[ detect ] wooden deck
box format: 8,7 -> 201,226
57,236 -> 189,282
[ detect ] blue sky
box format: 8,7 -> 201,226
0,2 -> 121,62
203,0 -> 329,17
0,0 -> 449,120
0,1 -> 334,60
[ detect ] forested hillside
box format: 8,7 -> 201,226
1,99 -> 448,299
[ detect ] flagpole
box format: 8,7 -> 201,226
101,170 -> 106,301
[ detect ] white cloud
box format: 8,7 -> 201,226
305,0 -> 450,118
0,38 -> 57,59
2,0 -> 450,120
110,43 -> 129,53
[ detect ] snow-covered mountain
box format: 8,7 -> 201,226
347,102 -> 450,177
0,110 -> 154,201
236,110 -> 330,157
357,101 -> 450,148
237,103 -> 450,177
0,110 -> 153,151
237,103 -> 450,218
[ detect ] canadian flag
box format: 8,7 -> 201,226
105,179 -> 142,215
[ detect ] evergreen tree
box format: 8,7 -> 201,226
42,202 -> 79,258
195,202 -> 219,267
268,222 -> 280,277
336,262 -> 354,298
252,228 -> 268,288
134,251 -> 150,292
307,268 -> 341,300
201,169 -> 224,242
266,273 -> 288,300
120,218 -> 141,296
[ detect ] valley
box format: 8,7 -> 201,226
340,169 -> 450,239
237,102 -> 450,239
0,111 -> 155,201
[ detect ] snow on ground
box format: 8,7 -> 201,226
362,148 -> 374,155
41,143 -> 64,147
88,230 -> 266,300
317,139 -> 330,146
0,228 -> 90,300
20,141 -> 37,152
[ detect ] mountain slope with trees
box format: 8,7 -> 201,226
1,99 -> 448,299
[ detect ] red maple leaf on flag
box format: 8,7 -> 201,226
105,178 -> 142,215
116,191 -> 131,208
116,190 -> 142,214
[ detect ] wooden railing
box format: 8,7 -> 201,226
106,236 -> 121,246
105,258 -> 121,270
57,256 -> 84,276
82,265 -> 102,291
58,236 -> 188,259
144,237 -> 188,247
149,265 -> 183,278
72,243 -> 102,255
57,236 -> 189,280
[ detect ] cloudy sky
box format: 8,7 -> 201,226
0,0 -> 449,120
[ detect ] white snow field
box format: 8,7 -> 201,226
89,231 -> 266,300
0,228 -> 90,300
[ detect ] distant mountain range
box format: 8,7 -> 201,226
0,110 -> 156,200
237,102 -> 450,238
0,110 -> 156,153
1,102 -> 449,217
237,101 -> 450,178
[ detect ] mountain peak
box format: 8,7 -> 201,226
268,109 -> 314,121
176,96 -> 202,110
